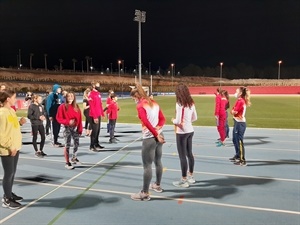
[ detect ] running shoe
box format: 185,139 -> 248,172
65,162 -> 74,170
172,179 -> 189,188
35,151 -> 43,158
2,197 -> 22,210
131,191 -> 150,201
187,175 -> 196,184
71,157 -> 81,165
149,183 -> 163,193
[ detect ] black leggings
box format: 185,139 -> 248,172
52,119 -> 61,144
90,116 -> 101,148
32,124 -> 46,151
1,151 -> 19,199
176,132 -> 194,177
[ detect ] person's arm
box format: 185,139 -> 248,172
137,106 -> 159,137
231,100 -> 242,115
215,95 -> 221,116
88,94 -> 97,119
45,94 -> 53,116
191,105 -> 198,122
56,104 -> 69,125
0,112 -> 11,151
27,105 -> 35,120
172,103 -> 183,125
157,109 -> 165,128
77,109 -> 83,135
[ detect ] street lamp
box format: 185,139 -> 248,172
171,63 -> 175,89
134,9 -> 146,84
220,62 -> 223,88
118,60 -> 121,78
278,60 -> 282,79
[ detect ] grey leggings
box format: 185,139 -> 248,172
1,151 -> 19,199
141,136 -> 163,193
176,132 -> 194,177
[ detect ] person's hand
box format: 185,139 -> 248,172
40,115 -> 46,121
215,115 -> 219,120
156,134 -> 165,144
171,118 -> 174,122
19,117 -> 26,126
69,119 -> 75,126
94,118 -> 99,124
10,148 -> 17,156
155,126 -> 162,131
49,117 -> 53,121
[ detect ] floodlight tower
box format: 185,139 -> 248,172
134,9 -> 146,84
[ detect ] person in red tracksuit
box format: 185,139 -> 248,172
56,92 -> 83,169
215,90 -> 229,147
88,82 -> 105,151
107,93 -> 120,143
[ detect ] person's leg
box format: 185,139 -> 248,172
225,111 -> 230,138
186,132 -> 195,174
90,118 -> 99,148
64,127 -> 71,163
109,119 -> 116,140
31,125 -> 39,152
52,119 -> 61,144
142,138 -> 157,193
1,152 -> 19,199
218,116 -> 226,142
72,128 -> 80,158
38,124 -> 46,151
237,122 -> 247,162
232,120 -> 240,159
154,138 -> 163,186
95,116 -> 101,145
45,115 -> 50,135
176,133 -> 188,178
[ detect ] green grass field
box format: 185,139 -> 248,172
17,96 -> 300,129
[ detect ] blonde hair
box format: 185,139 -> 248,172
130,84 -> 153,107
239,87 -> 251,107
32,94 -> 41,104
83,88 -> 91,99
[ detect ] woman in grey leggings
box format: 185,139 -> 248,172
172,84 -> 198,188
130,84 -> 166,201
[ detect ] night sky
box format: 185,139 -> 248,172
0,0 -> 299,72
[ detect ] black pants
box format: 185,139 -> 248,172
1,151 -> 19,199
176,132 -> 194,177
45,115 -> 50,135
52,118 -> 61,144
90,116 -> 101,148
109,119 -> 116,139
32,124 -> 46,151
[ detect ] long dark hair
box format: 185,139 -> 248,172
0,90 -> 15,107
175,83 -> 194,108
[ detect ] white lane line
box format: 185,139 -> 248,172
0,136 -> 142,224
10,178 -> 300,216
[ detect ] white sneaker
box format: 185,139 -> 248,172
187,175 -> 196,184
65,162 -> 74,170
172,179 -> 189,188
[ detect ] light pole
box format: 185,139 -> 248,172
278,60 -> 282,79
220,62 -> 223,88
118,60 -> 121,78
134,9 -> 146,85
171,63 -> 175,89
110,63 -> 113,74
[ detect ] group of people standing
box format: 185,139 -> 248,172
0,82 -> 251,209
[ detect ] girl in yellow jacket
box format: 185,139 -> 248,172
0,90 -> 26,209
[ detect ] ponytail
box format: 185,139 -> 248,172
240,87 -> 251,107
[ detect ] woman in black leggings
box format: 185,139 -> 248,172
172,84 -> 198,188
0,90 -> 26,209
27,94 -> 47,157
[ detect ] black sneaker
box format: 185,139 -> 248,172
109,138 -> 117,144
89,146 -> 99,152
65,162 -> 74,170
40,151 -> 47,156
229,156 -> 238,162
12,193 -> 23,202
2,197 -> 22,209
71,157 -> 81,164
95,144 -> 105,149
53,143 -> 64,147
35,151 -> 43,158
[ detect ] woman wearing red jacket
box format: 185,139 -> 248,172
215,90 -> 229,147
56,92 -> 83,169
230,87 -> 251,166
130,84 -> 165,201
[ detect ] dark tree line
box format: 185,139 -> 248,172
180,63 -> 300,79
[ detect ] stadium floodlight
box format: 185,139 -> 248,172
220,62 -> 223,88
133,9 -> 146,84
278,60 -> 282,79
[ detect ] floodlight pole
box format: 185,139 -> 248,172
134,9 -> 146,85
220,62 -> 223,88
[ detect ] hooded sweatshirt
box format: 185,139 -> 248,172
46,84 -> 63,117
88,89 -> 104,119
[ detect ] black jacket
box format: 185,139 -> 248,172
27,103 -> 46,126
